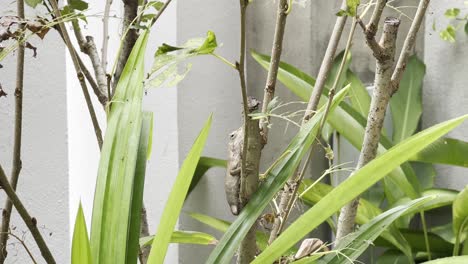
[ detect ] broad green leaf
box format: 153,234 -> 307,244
188,157 -> 227,198
411,138 -> 468,167
140,231 -> 217,247
390,56 -> 426,143
440,25 -> 456,42
148,31 -> 218,88
445,8 -> 461,18
69,0 -> 89,10
25,0 -> 42,8
376,250 -> 408,264
251,50 -> 421,200
421,256 -> 468,263
72,204 -> 92,264
253,115 -> 468,263
126,112 -> 153,264
206,87 -> 350,264
147,115 -> 212,263
189,212 -> 295,254
346,69 -> 371,117
319,196 -> 433,264
90,30 -> 150,264
453,186 -> 468,253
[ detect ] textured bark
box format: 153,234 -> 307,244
138,205 -> 150,264
0,164 -> 56,264
0,1 -> 25,261
336,17 -> 400,243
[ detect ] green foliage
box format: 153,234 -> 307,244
453,186 -> 468,255
421,256 -> 468,263
148,31 -> 218,88
206,87 -> 350,264
69,0 -> 89,11
336,0 -> 360,17
439,7 -> 468,43
140,231 -> 217,247
188,157 -> 227,198
25,0 -> 42,8
147,115 -> 212,263
71,204 -> 92,264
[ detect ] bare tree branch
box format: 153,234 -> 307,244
48,0 -> 103,149
0,0 -> 25,261
72,21 -> 108,106
336,17 -> 401,242
102,0 -> 113,70
0,164 -> 56,264
303,0 -> 348,122
259,0 -> 289,143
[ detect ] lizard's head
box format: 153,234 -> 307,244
247,96 -> 261,112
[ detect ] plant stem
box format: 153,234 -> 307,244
7,232 -> 38,264
303,0 -> 348,123
48,0 -> 103,149
420,211 -> 432,260
336,17 -> 401,243
259,0 -> 289,143
72,20 -> 108,106
0,0 -> 25,261
0,164 -> 56,264
102,0 -> 113,70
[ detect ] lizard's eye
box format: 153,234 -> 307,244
229,133 -> 235,138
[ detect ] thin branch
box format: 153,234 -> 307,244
6,232 -> 38,264
0,0 -> 25,261
0,164 -> 56,264
259,0 -> 289,143
390,0 -> 430,93
48,0 -> 103,149
303,0 -> 348,122
72,21 -> 108,106
113,0 -> 139,93
102,0 -> 113,70
150,0 -> 173,27
366,0 -> 387,36
336,17 -> 401,243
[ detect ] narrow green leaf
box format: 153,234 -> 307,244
253,115 -> 468,263
390,55 -> 426,143
375,229 -> 454,254
90,30 -> 149,264
126,112 -> 153,264
25,0 -> 42,8
69,0 -> 89,10
72,203 -> 92,264
346,69 -> 371,117
147,115 -> 212,263
140,231 -> 217,247
188,157 -> 227,198
251,51 -> 421,199
319,197 -> 433,264
206,87 -> 350,264
421,256 -> 468,263
453,186 -> 468,254
410,138 -> 468,167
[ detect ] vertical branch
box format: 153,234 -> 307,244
303,0 -> 348,122
102,0 -> 113,70
0,164 -> 56,264
48,0 -> 103,149
0,0 -> 25,261
259,0 -> 289,143
113,0 -> 139,92
336,17 -> 400,242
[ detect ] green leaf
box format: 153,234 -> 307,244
251,50 -> 421,200
410,138 -> 468,167
148,31 -> 218,88
140,231 -> 217,247
390,55 -> 426,143
346,69 -> 371,117
375,229 -> 454,254
147,115 -> 212,264
206,87 -> 350,264
188,157 -> 227,198
25,0 -> 42,8
90,30 -> 150,264
72,203 -> 92,264
440,25 -> 457,43
319,196 -> 433,264
453,186 -> 468,252
421,256 -> 468,263
346,0 -> 360,17
465,21 -> 468,35
126,112 -> 153,264
189,212 -> 295,254
444,8 -> 461,19
69,0 -> 89,11
252,115 -> 468,263
148,1 -> 165,11
376,250 -> 408,264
